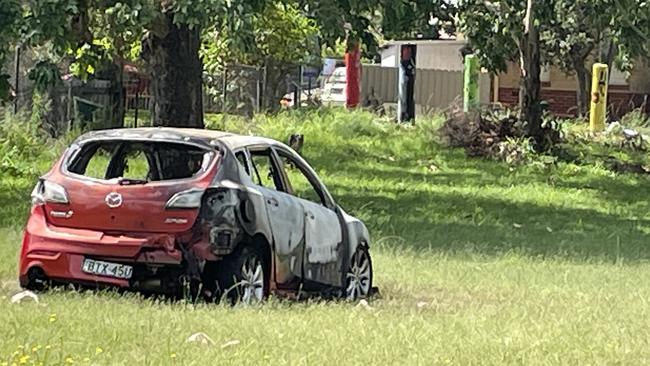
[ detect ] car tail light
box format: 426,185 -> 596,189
31,180 -> 70,205
165,188 -> 204,209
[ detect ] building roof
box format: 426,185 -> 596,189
380,39 -> 467,48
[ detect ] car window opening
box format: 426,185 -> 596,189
67,141 -> 213,182
235,151 -> 251,176
249,150 -> 283,191
277,151 -> 327,206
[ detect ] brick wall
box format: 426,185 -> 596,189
498,87 -> 649,118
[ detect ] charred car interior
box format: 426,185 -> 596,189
19,128 -> 373,303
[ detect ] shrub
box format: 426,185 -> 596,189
495,137 -> 536,165
0,111 -> 73,177
438,108 -> 523,158
439,106 -> 568,164
0,112 -> 47,176
619,108 -> 649,128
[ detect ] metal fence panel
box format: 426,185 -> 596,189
361,64 -> 398,103
361,64 -> 492,111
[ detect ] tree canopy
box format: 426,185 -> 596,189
5,0 -> 647,130
458,0 -> 650,132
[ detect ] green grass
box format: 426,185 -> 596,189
124,109 -> 152,128
2,108 -> 650,365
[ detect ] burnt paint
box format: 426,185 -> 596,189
26,127 -> 371,296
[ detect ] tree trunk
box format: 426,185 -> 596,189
574,58 -> 591,118
144,13 -> 203,128
518,0 -> 543,142
600,39 -> 616,78
261,59 -> 292,113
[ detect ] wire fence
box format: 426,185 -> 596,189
5,60 -> 324,133
203,62 -> 323,116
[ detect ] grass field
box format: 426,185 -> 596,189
2,108 -> 650,365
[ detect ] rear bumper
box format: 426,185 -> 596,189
19,206 -> 183,289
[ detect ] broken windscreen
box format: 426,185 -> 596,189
66,140 -> 214,182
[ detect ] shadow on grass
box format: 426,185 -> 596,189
325,163 -> 650,263
3,135 -> 649,264
344,190 -> 648,258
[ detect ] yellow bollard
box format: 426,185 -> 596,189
589,63 -> 608,132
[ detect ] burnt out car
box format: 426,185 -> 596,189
19,128 -> 372,302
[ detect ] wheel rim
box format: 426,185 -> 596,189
239,255 -> 264,303
346,249 -> 371,300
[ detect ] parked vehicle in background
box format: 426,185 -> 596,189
321,67 -> 347,106
19,128 -> 373,303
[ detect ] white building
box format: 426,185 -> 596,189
379,39 -> 467,71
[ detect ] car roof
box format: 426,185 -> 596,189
74,127 -> 283,150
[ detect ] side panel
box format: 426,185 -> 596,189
198,148 -> 275,258
257,187 -> 305,284
340,208 -> 370,259
302,200 -> 343,286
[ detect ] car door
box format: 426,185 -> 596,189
274,147 -> 343,287
247,147 -> 306,286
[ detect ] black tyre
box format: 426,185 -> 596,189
216,244 -> 269,304
345,246 -> 373,300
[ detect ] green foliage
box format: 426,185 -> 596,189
460,0 -> 650,92
28,60 -> 61,92
457,0 -> 528,72
0,112 -> 48,177
321,39 -> 347,58
541,0 -> 608,71
170,0 -> 266,31
255,4 -> 319,64
91,1 -> 155,61
496,136 -> 536,165
556,111 -> 650,174
620,108 -> 650,128
610,0 -> 650,64
202,3 -> 319,67
308,0 -> 454,57
381,0 -> 456,40
20,0 -> 86,69
308,0 -> 375,52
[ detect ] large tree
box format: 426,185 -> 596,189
542,0 -> 606,117
10,0 -> 265,128
543,0 -> 650,117
458,0 -> 552,142
139,0 -> 268,127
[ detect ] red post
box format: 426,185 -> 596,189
345,42 -> 361,108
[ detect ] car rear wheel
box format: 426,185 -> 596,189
217,244 -> 268,304
346,246 -> 373,300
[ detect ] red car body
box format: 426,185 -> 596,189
19,128 -> 373,301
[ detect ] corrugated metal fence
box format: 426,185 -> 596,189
361,64 -> 491,112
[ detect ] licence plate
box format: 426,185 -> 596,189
82,259 -> 133,279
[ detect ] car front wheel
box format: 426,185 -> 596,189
346,246 -> 373,300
